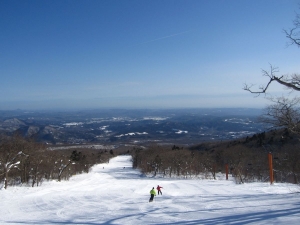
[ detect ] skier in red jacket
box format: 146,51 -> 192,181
157,185 -> 163,195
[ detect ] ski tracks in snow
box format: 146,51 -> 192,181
1,155 -> 300,224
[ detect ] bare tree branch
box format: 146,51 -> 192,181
244,9 -> 300,95
244,65 -> 300,94
284,11 -> 300,47
243,65 -> 279,95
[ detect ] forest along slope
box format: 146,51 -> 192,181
0,155 -> 300,225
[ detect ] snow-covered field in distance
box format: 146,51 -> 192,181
1,155 -> 300,225
0,108 -> 265,145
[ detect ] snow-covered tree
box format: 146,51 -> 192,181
0,135 -> 29,189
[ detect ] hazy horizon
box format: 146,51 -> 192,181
0,94 -> 267,111
0,106 -> 264,115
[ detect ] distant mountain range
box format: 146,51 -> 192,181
0,108 -> 265,146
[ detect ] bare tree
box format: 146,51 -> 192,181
284,9 -> 300,47
55,150 -> 82,182
259,97 -> 300,135
244,9 -> 300,95
0,135 -> 29,189
28,149 -> 48,187
243,7 -> 300,139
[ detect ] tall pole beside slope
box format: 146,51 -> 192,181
225,164 -> 229,180
268,152 -> 274,184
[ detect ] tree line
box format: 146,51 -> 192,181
2,129 -> 299,189
131,129 -> 300,184
0,135 -> 114,189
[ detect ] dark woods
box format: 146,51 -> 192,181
131,129 -> 300,185
0,135 -> 114,189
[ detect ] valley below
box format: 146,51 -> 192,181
0,108 -> 265,149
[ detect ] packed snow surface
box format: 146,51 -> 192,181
1,155 -> 300,225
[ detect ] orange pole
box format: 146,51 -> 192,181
225,164 -> 229,180
268,153 -> 274,184
213,164 -> 216,180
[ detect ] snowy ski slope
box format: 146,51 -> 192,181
1,155 -> 300,224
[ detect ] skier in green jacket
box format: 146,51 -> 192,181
149,187 -> 156,202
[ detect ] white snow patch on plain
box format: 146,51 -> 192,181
143,117 -> 168,121
115,132 -> 148,137
63,122 -> 84,126
175,130 -> 188,134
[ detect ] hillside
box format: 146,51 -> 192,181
0,155 -> 299,225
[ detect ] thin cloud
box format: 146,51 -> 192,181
136,29 -> 194,45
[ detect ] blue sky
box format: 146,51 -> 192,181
1,0 -> 299,110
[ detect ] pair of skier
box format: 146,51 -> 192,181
149,185 -> 163,202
